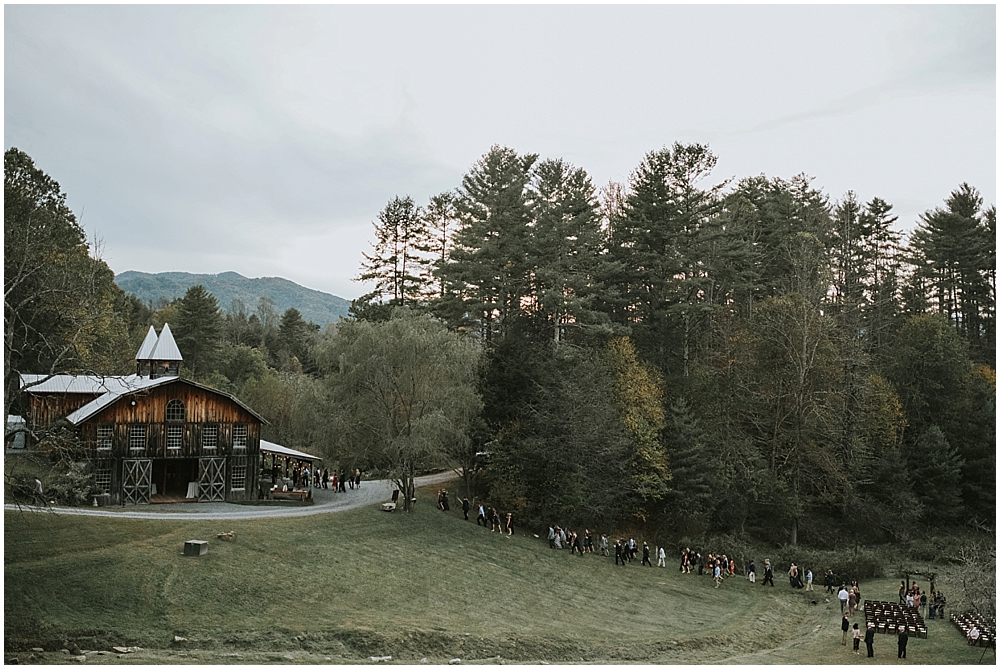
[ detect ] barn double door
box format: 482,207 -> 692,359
122,458 -> 152,505
199,457 -> 226,502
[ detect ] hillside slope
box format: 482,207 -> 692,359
116,270 -> 351,325
3,481 -> 983,665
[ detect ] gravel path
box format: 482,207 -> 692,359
3,471 -> 459,520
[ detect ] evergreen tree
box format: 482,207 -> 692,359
910,425 -> 964,523
606,143 -> 725,377
358,195 -> 427,306
173,285 -> 223,377
421,192 -> 459,300
529,158 -> 605,341
859,197 -> 903,357
663,397 -> 719,533
910,184 -> 994,362
440,146 -> 538,342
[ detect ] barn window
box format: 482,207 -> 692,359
202,425 -> 218,450
166,399 -> 185,422
93,463 -> 112,494
166,425 -> 183,450
97,424 -> 113,451
128,424 -> 147,451
230,464 -> 247,491
232,424 -> 248,450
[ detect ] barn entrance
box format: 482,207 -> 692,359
122,458 -> 152,505
151,458 -> 199,503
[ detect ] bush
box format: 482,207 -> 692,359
45,461 -> 101,506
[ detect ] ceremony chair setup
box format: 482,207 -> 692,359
863,600 -> 928,638
950,611 -> 995,647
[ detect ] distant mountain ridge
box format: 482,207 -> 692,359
116,271 -> 351,326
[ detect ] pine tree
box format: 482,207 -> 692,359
663,397 -> 719,530
910,184 -> 994,362
173,285 -> 223,377
910,425 -> 964,523
358,195 -> 427,306
529,158 -> 604,341
441,146 -> 538,342
420,192 -> 459,300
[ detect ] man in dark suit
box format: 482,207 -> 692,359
865,622 -> 876,658
897,627 -> 908,659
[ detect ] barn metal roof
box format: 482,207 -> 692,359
21,373 -> 268,427
20,374 -> 165,395
62,376 -> 177,425
135,326 -> 159,360
260,439 -> 322,461
149,323 -> 183,361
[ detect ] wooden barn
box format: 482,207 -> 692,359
20,323 -> 267,504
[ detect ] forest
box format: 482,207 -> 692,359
5,144 -> 995,548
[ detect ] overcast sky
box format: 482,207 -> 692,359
5,4 -> 995,301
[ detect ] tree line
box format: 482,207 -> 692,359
355,143 -> 995,544
5,144 -> 995,547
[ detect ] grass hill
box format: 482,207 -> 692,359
115,270 -> 351,326
3,483 -> 988,665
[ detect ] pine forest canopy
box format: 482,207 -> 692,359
355,142 -> 995,541
4,143 -> 995,547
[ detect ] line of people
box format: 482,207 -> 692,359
472,502 -> 513,536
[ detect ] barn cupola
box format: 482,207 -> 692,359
135,323 -> 184,378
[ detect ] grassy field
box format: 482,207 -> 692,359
4,484 -> 991,665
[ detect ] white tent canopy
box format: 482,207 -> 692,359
260,439 -> 322,462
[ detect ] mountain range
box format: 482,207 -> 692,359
116,271 -> 352,326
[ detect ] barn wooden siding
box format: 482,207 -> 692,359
28,394 -> 100,430
72,381 -> 262,503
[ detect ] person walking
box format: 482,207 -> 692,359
864,622 -> 876,658
762,559 -> 774,586
641,542 -> 652,567
747,559 -> 756,583
461,497 -> 470,521
547,525 -> 556,548
838,585 -> 850,614
657,546 -> 666,567
354,468 -> 361,488
600,534 -> 609,557
505,512 -> 513,536
897,627 -> 908,659
805,568 -> 814,591
714,561 -> 723,588
615,539 -> 625,565
478,504 -> 487,527
852,623 -> 861,654
841,613 -> 850,645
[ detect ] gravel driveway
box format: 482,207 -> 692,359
4,471 -> 459,520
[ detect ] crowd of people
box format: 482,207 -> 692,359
266,459 -> 362,493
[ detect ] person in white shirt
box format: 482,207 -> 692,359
838,585 -> 850,614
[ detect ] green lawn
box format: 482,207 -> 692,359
4,486 -> 991,664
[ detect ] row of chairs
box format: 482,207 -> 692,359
864,600 -> 928,638
951,612 -> 995,647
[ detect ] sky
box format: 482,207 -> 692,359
5,4 -> 996,301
